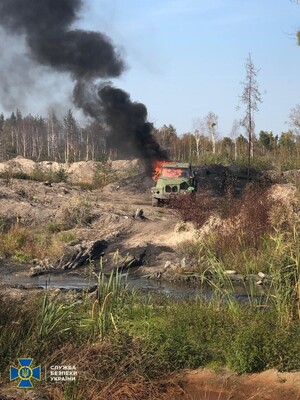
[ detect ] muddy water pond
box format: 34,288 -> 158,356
0,261 -> 266,301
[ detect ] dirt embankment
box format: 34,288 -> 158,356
176,368 -> 300,400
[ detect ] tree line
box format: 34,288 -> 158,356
0,105 -> 299,170
154,119 -> 300,169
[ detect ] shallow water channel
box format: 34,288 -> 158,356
0,261 -> 266,301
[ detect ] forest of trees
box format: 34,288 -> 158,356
154,110 -> 300,170
0,106 -> 300,170
0,109 -> 107,163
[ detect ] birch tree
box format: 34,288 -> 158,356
231,119 -> 240,160
205,112 -> 218,154
193,118 -> 206,159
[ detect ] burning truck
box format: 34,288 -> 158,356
151,161 -> 196,206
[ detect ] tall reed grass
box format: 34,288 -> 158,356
79,269 -> 126,339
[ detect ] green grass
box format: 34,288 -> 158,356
1,262 -> 300,399
0,223 -> 77,261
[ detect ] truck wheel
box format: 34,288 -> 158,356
152,198 -> 160,207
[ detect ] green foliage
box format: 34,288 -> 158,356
267,228 -> 300,324
279,130 -> 295,151
57,230 -> 76,243
92,161 -> 118,188
272,323 -> 300,371
0,294 -> 37,371
259,130 -> 277,151
38,293 -> 75,342
0,225 -> 33,259
2,104 -> 300,171
2,276 -> 300,397
46,221 -> 62,233
31,164 -> 69,183
11,251 -> 33,263
0,170 -> 31,181
0,224 -> 71,261
53,165 -> 69,182
154,124 -> 178,151
80,270 -> 127,339
223,312 -> 276,373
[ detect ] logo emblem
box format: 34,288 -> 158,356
10,358 -> 41,388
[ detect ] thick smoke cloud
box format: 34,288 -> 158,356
74,81 -> 168,162
0,27 -> 74,116
0,0 -> 168,168
0,0 -> 124,78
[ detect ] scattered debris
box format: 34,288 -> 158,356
30,240 -> 108,276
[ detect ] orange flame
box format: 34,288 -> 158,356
152,160 -> 165,181
152,161 -> 185,181
162,168 -> 183,178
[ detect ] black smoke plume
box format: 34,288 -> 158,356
74,81 -> 168,165
0,0 -> 168,169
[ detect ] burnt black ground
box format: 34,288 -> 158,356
111,164 -> 269,197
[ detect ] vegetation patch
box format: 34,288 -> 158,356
172,183 -> 300,277
1,265 -> 300,399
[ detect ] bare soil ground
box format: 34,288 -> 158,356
0,172 -> 192,278
2,161 -> 242,280
176,368 -> 300,400
0,160 -> 296,278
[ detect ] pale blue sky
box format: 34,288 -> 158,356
80,0 -> 300,137
1,1 -> 299,138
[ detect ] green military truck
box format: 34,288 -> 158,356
151,162 -> 196,206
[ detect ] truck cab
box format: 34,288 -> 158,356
151,162 -> 195,206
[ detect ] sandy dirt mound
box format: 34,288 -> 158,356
67,160 -> 97,182
111,158 -> 140,171
268,183 -> 300,229
0,180 -> 69,227
0,156 -> 36,174
176,368 -> 300,400
0,157 -> 141,184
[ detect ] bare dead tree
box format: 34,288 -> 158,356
239,53 -> 262,175
289,104 -> 300,134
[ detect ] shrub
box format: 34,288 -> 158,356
235,184 -> 273,244
169,193 -> 220,228
172,184 -> 275,274
12,171 -> 31,180
31,164 -> 69,183
57,231 -> 76,243
92,162 -> 118,188
58,199 -> 94,229
46,222 -> 62,233
272,323 -> 300,371
223,312 -> 276,373
53,165 -> 68,183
